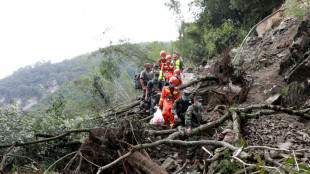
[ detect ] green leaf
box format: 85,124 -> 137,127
256,155 -> 262,163
286,157 -> 295,163
260,167 -> 265,174
299,164 -> 310,170
254,163 -> 260,170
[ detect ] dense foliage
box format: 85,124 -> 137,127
168,0 -> 284,63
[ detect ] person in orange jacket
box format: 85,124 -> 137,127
157,50 -> 167,68
174,69 -> 183,86
158,77 -> 180,127
161,55 -> 175,82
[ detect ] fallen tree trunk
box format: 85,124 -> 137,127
127,152 -> 168,174
177,75 -> 218,90
231,109 -> 242,146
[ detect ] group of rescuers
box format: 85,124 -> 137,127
138,51 -> 234,169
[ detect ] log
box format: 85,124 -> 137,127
231,110 -> 242,146
235,104 -> 310,119
127,152 -> 168,174
177,75 -> 218,90
145,129 -> 177,136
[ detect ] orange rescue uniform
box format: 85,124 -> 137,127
157,58 -> 166,68
161,63 -> 175,81
176,76 -> 183,86
158,86 -> 180,126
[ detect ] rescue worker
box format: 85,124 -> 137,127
185,96 -> 215,169
157,50 -> 166,68
139,63 -> 152,112
172,52 -> 184,72
145,71 -> 164,115
174,69 -> 183,86
171,90 -> 192,128
158,77 -> 180,127
160,55 -> 175,82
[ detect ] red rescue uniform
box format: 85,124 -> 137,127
158,86 -> 180,126
157,58 -> 166,68
176,76 -> 183,86
161,63 -> 175,81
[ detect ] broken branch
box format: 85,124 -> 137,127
0,128 -> 93,148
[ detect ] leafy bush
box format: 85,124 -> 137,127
284,0 -> 310,19
203,20 -> 246,56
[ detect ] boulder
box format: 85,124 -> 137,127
266,94 -> 282,105
161,157 -> 176,170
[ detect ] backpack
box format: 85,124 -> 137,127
134,73 -> 142,89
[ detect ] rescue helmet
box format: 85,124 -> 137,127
166,55 -> 172,60
174,69 -> 181,75
160,51 -> 166,57
169,76 -> 179,86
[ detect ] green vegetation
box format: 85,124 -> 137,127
167,0 -> 284,62
284,0 -> 310,19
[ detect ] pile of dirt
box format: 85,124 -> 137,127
243,113 -> 310,164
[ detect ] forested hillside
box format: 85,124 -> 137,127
0,41 -> 172,112
1,0 -> 310,174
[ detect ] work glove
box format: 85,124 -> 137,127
174,115 -> 178,120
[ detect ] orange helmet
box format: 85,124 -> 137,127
174,69 -> 181,75
160,51 -> 166,57
166,55 -> 172,60
169,76 -> 179,86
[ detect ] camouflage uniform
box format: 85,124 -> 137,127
171,97 -> 192,128
185,105 -> 206,159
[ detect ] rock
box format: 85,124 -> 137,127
277,141 -> 292,149
222,85 -> 242,94
266,94 -> 282,105
296,131 -> 310,140
161,157 -> 176,170
259,58 -> 269,67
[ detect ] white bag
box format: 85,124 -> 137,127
150,106 -> 165,126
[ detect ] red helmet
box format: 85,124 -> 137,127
160,51 -> 166,57
169,76 -> 179,86
174,69 -> 181,75
166,55 -> 172,60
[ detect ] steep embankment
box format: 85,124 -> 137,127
235,13 -> 310,163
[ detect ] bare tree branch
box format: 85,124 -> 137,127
44,151 -> 76,174
0,128 -> 93,148
0,142 -> 16,171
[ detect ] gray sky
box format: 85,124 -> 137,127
0,0 -> 192,79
